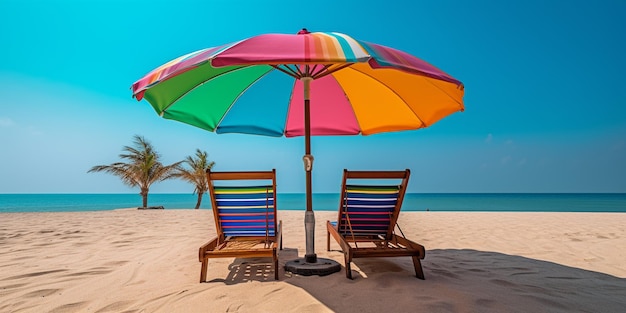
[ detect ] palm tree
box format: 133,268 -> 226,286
175,149 -> 215,209
88,135 -> 182,208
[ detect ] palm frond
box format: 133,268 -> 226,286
88,135 -> 182,199
176,149 -> 215,195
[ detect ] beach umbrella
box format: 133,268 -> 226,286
131,29 -> 464,274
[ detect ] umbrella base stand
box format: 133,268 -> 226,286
284,257 -> 341,276
284,209 -> 341,276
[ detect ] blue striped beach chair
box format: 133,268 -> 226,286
199,170 -> 282,282
326,169 -> 426,279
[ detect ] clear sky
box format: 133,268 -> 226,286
1,0 -> 625,194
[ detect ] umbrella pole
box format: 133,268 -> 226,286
303,76 -> 316,263
284,76 -> 340,276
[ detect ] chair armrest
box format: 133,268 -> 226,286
198,237 -> 219,261
327,220 -> 352,253
393,234 -> 426,259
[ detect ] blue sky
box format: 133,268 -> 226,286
1,0 -> 625,194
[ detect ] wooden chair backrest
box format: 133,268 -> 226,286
337,169 -> 410,239
207,170 -> 277,239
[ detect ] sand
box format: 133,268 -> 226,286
0,209 -> 624,312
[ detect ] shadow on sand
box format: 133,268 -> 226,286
208,259 -> 277,284
281,248 -> 626,313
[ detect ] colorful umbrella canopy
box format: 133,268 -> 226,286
132,29 -> 464,138
131,29 -> 464,268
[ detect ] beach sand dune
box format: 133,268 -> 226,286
1,210 -> 624,312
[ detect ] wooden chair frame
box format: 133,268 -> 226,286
326,169 -> 426,279
199,169 -> 282,282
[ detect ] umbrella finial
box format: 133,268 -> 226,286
297,28 -> 310,34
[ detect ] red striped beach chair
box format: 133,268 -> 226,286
326,169 -> 426,279
199,170 -> 282,282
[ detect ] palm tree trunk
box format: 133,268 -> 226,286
141,188 -> 149,208
195,193 -> 203,210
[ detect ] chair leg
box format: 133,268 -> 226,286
412,256 -> 425,280
274,256 -> 279,280
200,258 -> 208,283
345,254 -> 353,279
326,230 -> 330,251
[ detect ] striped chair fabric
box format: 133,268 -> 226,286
213,185 -> 275,237
338,184 -> 401,236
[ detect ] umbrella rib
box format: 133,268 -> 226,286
309,64 -> 320,76
272,65 -> 300,79
310,64 -> 331,78
293,64 -> 306,77
312,63 -> 354,79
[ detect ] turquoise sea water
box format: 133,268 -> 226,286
1,193 -> 625,213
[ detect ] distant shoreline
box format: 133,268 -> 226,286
1,193 -> 625,214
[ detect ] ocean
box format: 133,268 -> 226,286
1,193 -> 625,213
